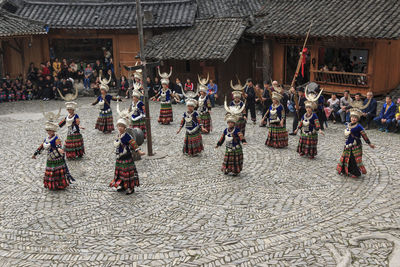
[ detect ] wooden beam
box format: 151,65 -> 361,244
262,35 -> 272,82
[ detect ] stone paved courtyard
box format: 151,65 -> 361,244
0,98 -> 399,266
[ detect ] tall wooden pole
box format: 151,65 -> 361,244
136,0 -> 153,156
291,22 -> 313,115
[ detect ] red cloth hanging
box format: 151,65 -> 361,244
301,48 -> 308,77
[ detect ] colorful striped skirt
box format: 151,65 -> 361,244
297,133 -> 318,157
183,129 -> 204,156
236,117 -> 247,136
65,133 -> 85,159
158,103 -> 173,125
95,110 -> 114,132
44,157 -> 71,190
222,146 -> 243,174
337,144 -> 367,177
131,118 -> 147,139
200,112 -> 212,133
266,124 -> 288,148
110,157 -> 140,190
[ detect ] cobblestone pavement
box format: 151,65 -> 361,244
0,98 -> 399,267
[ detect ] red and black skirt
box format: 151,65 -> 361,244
95,109 -> 114,132
65,133 -> 85,159
110,157 -> 140,190
44,157 -> 71,190
266,124 -> 288,148
337,144 -> 367,177
183,129 -> 204,156
297,132 -> 318,157
158,103 -> 173,125
199,112 -> 212,133
222,146 -> 243,174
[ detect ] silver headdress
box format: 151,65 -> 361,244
42,106 -> 62,132
182,86 -> 199,107
99,70 -> 111,92
57,85 -> 78,110
349,97 -> 371,119
198,73 -> 209,86
116,102 -> 133,121
158,67 -> 172,85
305,82 -> 323,103
230,79 -> 245,99
224,96 -> 245,122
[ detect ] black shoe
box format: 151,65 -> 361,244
126,188 -> 134,195
117,187 -> 125,192
289,132 -> 296,136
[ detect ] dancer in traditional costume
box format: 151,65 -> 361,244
197,74 -> 212,133
57,87 -> 85,159
32,109 -> 74,190
177,96 -> 205,156
110,116 -> 145,195
92,75 -> 120,133
129,86 -> 146,138
337,103 -> 375,178
263,91 -> 288,148
229,80 -> 247,136
294,86 -> 324,159
216,101 -> 247,175
154,66 -> 173,124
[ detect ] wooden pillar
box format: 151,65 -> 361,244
310,39 -> 319,82
262,35 -> 272,82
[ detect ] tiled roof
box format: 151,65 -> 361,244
247,0 -> 400,39
11,0 -> 196,29
144,18 -> 246,61
0,10 -> 46,38
196,0 -> 265,19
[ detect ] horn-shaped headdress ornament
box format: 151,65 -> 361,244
99,70 -> 111,92
198,73 -> 209,86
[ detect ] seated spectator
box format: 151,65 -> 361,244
25,80 -> 34,100
37,76 -> 45,99
360,91 -> 377,129
59,78 -> 73,98
184,78 -> 194,92
42,75 -> 54,101
83,63 -> 93,90
173,78 -> 184,103
346,93 -> 363,122
53,58 -> 61,77
27,63 -> 38,83
394,98 -> 400,133
325,93 -> 340,123
119,75 -> 129,97
106,69 -> 117,89
207,79 -> 218,107
374,95 -> 396,132
8,85 -> 15,102
0,83 -> 7,102
41,62 -> 51,78
337,90 -> 352,123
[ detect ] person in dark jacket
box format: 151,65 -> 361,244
360,91 -> 377,129
290,87 -> 306,135
244,78 -> 256,123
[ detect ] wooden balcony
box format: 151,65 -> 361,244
311,70 -> 370,88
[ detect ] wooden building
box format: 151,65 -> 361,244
0,10 -> 47,78
247,0 -> 400,96
144,0 -> 265,104
0,0 -> 196,78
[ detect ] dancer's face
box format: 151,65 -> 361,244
228,122 -> 235,128
187,106 -> 194,112
350,116 -> 358,124
67,108 -> 74,115
118,124 -> 126,134
306,107 -> 312,114
46,130 -> 55,137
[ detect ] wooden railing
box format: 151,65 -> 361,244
311,70 -> 370,87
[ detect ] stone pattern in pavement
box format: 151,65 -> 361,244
0,98 -> 399,266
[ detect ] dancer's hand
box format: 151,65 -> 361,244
139,150 -> 146,156
242,142 -> 247,145
319,130 -> 324,135
32,155 -> 36,159
58,148 -> 64,154
369,144 -> 375,149
176,128 -> 181,134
